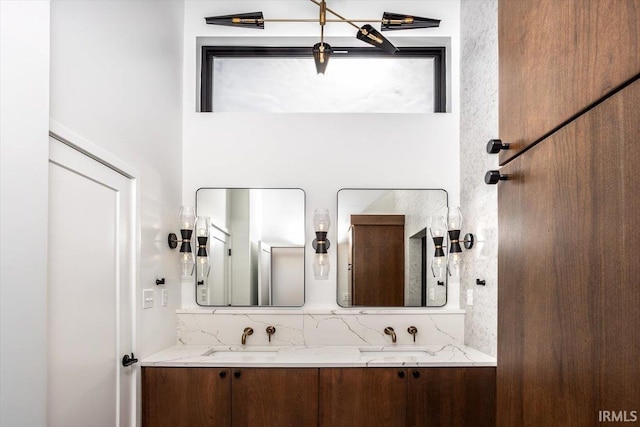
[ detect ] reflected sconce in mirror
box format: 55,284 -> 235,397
312,208 -> 331,280
429,207 -> 474,278
168,206 -> 196,278
195,216 -> 211,285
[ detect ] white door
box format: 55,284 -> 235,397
48,137 -> 135,427
257,241 -> 272,306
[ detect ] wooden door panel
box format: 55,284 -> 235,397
231,368 -> 318,427
497,79 -> 640,425
142,367 -> 231,427
319,368 -> 407,427
408,368 -> 496,427
498,0 -> 640,164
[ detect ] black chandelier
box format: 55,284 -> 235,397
205,1 -> 440,74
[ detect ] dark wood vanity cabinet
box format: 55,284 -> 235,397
142,367 -> 231,427
319,367 -> 496,427
319,368 -> 408,427
143,366 -> 496,426
407,368 -> 495,427
349,215 -> 405,306
231,368 -> 318,427
142,367 -> 318,427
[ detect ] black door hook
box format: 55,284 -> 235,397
122,353 -> 138,367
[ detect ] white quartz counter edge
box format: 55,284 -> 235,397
142,344 -> 496,368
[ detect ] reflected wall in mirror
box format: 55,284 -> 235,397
337,189 -> 448,307
195,188 -> 305,306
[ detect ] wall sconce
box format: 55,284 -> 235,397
429,207 -> 474,278
312,208 -> 331,280
195,216 -> 211,284
168,206 -> 196,278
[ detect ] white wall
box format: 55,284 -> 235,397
50,0 -> 185,358
181,0 -> 461,310
0,2 -> 50,425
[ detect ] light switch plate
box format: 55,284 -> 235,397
162,289 -> 168,307
467,289 -> 474,306
143,289 -> 154,309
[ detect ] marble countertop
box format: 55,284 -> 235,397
142,344 -> 496,368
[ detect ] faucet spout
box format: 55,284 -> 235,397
241,327 -> 254,345
384,327 -> 397,343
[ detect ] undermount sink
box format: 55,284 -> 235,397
359,347 -> 435,358
201,348 -> 281,357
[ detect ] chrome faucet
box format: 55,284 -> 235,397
384,327 -> 397,343
266,326 -> 276,342
241,327 -> 253,345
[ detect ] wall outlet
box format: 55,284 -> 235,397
428,288 -> 435,301
341,293 -> 351,305
162,289 -> 168,307
143,289 -> 154,309
467,289 -> 474,306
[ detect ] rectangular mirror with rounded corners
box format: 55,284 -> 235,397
195,188 -> 305,307
337,189 -> 448,307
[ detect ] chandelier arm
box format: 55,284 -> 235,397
308,0 -> 360,30
261,18 -> 386,23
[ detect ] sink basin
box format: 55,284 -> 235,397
201,348 -> 281,357
359,347 -> 435,358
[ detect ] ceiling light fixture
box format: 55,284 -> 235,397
205,1 -> 440,74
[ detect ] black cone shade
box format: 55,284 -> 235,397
356,24 -> 398,54
205,12 -> 264,29
313,42 -> 332,74
381,12 -> 440,31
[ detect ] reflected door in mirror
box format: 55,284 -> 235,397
350,215 -> 405,306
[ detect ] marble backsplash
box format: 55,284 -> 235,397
176,311 -> 465,347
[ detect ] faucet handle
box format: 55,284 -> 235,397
407,326 -> 418,342
266,326 -> 276,342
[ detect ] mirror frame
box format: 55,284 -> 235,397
336,188 -> 449,308
195,187 -> 307,307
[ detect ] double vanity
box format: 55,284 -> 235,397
142,342 -> 495,427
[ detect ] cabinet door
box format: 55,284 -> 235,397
231,368 -> 318,427
499,0 -> 640,163
142,367 -> 231,427
319,368 -> 407,427
407,368 -> 495,427
497,80 -> 640,425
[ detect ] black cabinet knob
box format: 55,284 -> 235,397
486,139 -> 510,154
412,370 -> 420,379
219,371 -> 227,379
398,370 -> 405,379
234,371 -> 241,379
485,170 -> 509,185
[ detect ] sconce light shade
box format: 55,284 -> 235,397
205,12 -> 265,29
381,12 -> 441,31
429,214 -> 447,279
313,42 -> 333,75
356,24 -> 398,54
429,208 -> 474,278
178,206 -> 196,278
313,208 -> 331,232
313,208 -> 331,280
196,216 -> 211,281
313,253 -> 331,280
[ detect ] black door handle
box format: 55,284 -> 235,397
122,353 -> 138,367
